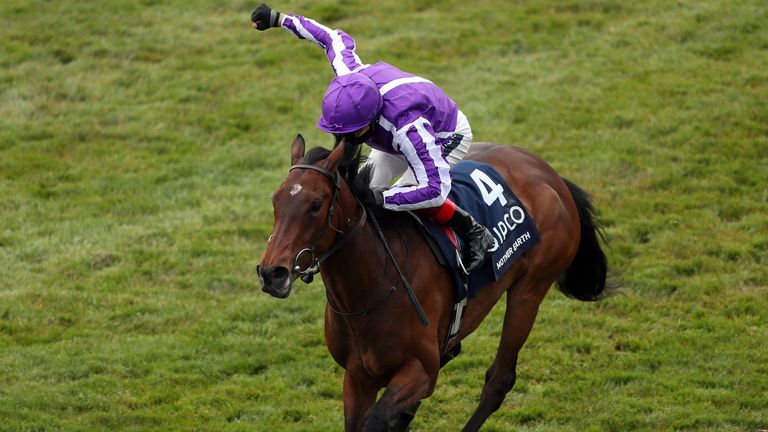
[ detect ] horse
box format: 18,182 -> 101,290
258,134 -> 610,431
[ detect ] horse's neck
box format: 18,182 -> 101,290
321,214 -> 401,313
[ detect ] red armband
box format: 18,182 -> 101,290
414,199 -> 457,225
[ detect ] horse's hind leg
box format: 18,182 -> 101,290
461,280 -> 549,432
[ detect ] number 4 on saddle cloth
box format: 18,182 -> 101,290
413,160 -> 541,301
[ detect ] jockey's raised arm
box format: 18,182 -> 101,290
277,14 -> 449,211
280,14 -> 367,76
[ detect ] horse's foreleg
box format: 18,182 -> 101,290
462,282 -> 548,432
344,371 -> 378,432
389,400 -> 421,431
363,358 -> 435,432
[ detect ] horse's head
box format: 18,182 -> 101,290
258,134 -> 358,298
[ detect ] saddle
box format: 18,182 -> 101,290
408,160 -> 541,354
414,160 -> 540,298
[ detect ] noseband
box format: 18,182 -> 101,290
287,163 -> 367,283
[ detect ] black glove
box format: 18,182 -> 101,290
251,3 -> 281,31
360,188 -> 385,207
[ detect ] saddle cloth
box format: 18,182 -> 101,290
420,160 -> 540,300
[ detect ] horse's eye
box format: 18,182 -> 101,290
310,200 -> 323,213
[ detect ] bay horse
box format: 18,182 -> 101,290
258,135 -> 609,431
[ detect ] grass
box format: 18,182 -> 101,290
1,0 -> 767,430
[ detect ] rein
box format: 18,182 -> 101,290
288,163 -> 429,326
369,211 -> 430,327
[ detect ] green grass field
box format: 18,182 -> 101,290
1,0 -> 767,430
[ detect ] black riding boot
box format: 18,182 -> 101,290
447,206 -> 495,273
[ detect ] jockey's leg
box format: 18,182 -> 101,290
419,199 -> 494,273
443,109 -> 473,165
364,149 -> 409,189
413,112 -> 488,272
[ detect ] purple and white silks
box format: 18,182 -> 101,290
281,14 -> 465,211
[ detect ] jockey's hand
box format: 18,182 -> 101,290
251,3 -> 281,31
360,188 -> 385,208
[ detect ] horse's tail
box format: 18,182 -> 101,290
556,178 -> 611,301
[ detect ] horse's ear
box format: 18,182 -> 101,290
325,138 -> 346,173
290,134 -> 306,165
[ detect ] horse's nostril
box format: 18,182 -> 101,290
271,267 -> 289,281
257,265 -> 265,281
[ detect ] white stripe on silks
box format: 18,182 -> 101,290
288,16 -> 366,75
309,18 -> 352,75
396,128 -> 429,192
293,17 -> 353,75
378,115 -> 416,154
348,50 -> 365,73
329,34 -> 353,76
379,115 -> 397,137
414,118 -> 451,201
381,118 -> 448,210
379,77 -> 433,96
288,16 -> 322,48
381,128 -> 428,208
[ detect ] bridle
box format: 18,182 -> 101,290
281,162 -> 427,327
287,163 -> 367,284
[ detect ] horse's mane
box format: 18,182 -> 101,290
303,142 -> 374,205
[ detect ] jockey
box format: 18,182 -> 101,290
251,4 -> 494,273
